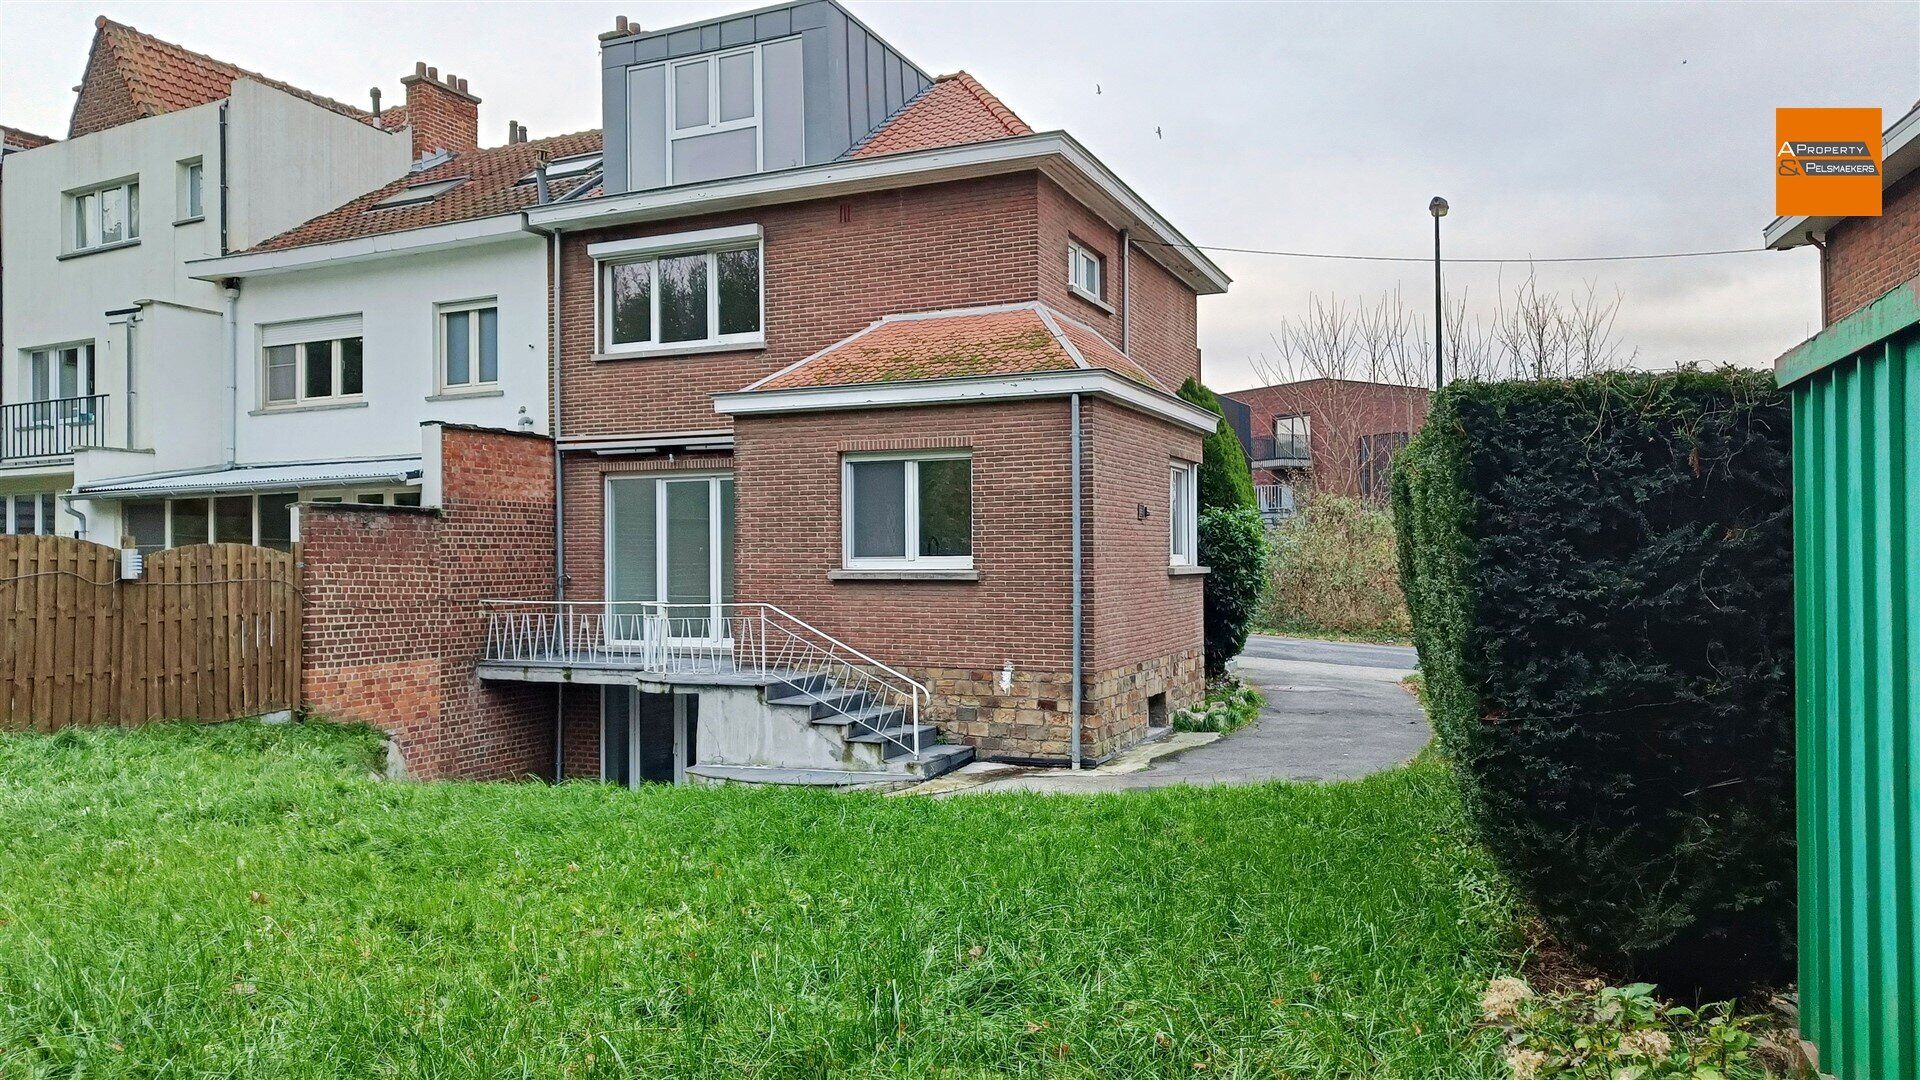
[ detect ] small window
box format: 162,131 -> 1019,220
1068,240 -> 1104,302
4,494 -> 56,536
177,159 -> 204,221
1170,460 -> 1198,566
371,177 -> 466,209
126,500 -> 168,554
600,242 -> 761,353
257,493 -> 297,551
842,453 -> 973,570
1274,414 -> 1311,460
70,179 -> 139,252
439,300 -> 499,390
518,154 -> 602,185
261,320 -> 364,407
24,342 -> 95,402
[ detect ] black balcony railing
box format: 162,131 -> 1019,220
1250,434 -> 1311,465
1,394 -> 108,460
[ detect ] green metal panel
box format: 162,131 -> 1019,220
1788,309 -> 1920,1080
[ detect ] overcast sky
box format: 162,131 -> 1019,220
3,1 -> 1915,390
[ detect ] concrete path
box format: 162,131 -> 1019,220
954,635 -> 1429,794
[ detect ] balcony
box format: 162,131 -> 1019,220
1,395 -> 110,462
1250,434 -> 1311,468
1256,482 -> 1296,523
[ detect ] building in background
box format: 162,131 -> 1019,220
1225,377 -> 1430,520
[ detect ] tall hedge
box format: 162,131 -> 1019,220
1178,378 -> 1257,512
1178,379 -> 1265,675
1392,370 -> 1793,993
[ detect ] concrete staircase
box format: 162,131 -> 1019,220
685,671 -> 974,787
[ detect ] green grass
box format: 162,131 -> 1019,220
0,722 -> 1521,1077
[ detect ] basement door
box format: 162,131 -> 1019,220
605,474 -> 735,643
601,688 -> 699,786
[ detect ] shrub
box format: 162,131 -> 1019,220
1172,675 -> 1264,734
1480,977 -> 1770,1079
1178,378 -> 1257,512
1392,370 -> 1794,993
1260,495 -> 1410,641
1199,506 -> 1267,677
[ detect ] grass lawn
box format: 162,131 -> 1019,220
0,722 -> 1520,1077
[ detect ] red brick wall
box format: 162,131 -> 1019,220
69,28 -> 142,138
1037,176 -> 1128,345
1125,250 -> 1203,392
732,400 -> 1075,670
560,173 -> 1043,438
1823,170 -> 1920,324
1226,379 -> 1430,497
1083,399 -> 1205,670
302,425 -> 557,779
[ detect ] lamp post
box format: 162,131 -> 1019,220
1429,196 -> 1448,390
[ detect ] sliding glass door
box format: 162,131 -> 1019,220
606,473 -> 734,643
601,688 -> 699,786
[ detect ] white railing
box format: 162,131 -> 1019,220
479,600 -> 932,761
1256,482 -> 1295,521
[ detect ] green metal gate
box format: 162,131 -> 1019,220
1779,278 -> 1920,1080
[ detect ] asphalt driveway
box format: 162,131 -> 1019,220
956,634 -> 1430,794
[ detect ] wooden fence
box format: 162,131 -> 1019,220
0,535 -> 300,730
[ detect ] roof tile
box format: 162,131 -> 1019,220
1,125 -> 56,150
243,130 -> 602,253
753,302 -> 1161,392
848,71 -> 1032,159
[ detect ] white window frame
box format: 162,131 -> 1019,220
4,494 -> 57,536
436,298 -> 500,392
666,44 -> 764,165
602,472 -> 735,646
177,158 -> 204,222
261,332 -> 364,408
69,177 -> 139,252
592,224 -> 765,356
841,450 -> 974,571
23,341 -> 95,402
1170,460 -> 1199,567
1068,240 -> 1104,303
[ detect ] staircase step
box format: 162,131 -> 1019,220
906,742 -> 976,777
850,723 -> 939,758
765,673 -> 834,699
766,688 -> 874,719
812,703 -> 907,733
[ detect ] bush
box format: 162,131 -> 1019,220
1392,370 -> 1793,993
1172,674 -> 1264,734
1178,378 -> 1257,512
1480,977 -> 1770,1079
1199,506 -> 1266,677
1260,495 -> 1410,641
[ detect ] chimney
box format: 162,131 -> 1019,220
400,60 -> 481,160
369,87 -> 383,128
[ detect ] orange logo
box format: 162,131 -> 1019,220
1777,108 -> 1882,217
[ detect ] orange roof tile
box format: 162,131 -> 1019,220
848,71 -> 1032,159
244,130 -> 603,253
71,17 -> 380,137
1,125 -> 56,150
751,302 -> 1161,392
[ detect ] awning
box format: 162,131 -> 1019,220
74,457 -> 422,499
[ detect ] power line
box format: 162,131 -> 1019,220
1134,239 -> 1772,265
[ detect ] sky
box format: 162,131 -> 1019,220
2,0 -> 1915,391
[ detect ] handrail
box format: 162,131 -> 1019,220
1,394 -> 109,461
478,599 -> 931,761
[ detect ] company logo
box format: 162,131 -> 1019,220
1777,107 -> 1882,217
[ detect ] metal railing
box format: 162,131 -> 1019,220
1250,434 -> 1311,465
1,394 -> 109,461
480,600 -> 932,761
1256,483 -> 1296,522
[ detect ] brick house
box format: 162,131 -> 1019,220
1767,99 -> 1920,325
1224,378 -> 1429,518
74,0 -> 1228,786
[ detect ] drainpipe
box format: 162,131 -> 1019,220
540,219 -> 567,781
221,280 -> 240,466
1070,392 -> 1084,770
1120,228 -> 1132,353
217,102 -> 230,255
60,495 -> 88,542
105,305 -> 140,448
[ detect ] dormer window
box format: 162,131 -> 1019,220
668,46 -> 761,181
372,177 -> 466,210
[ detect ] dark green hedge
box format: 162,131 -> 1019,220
1391,370 -> 1794,992
1199,506 -> 1267,677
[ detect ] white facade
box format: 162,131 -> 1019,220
0,78 -> 410,544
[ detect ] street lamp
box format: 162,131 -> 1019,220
1429,196 -> 1448,390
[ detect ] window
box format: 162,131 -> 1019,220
842,452 -> 972,570
1068,240 -> 1104,302
177,159 -> 204,221
372,177 -> 466,209
1273,414 -> 1310,460
70,179 -> 138,251
1170,460 -> 1198,566
25,342 -> 95,402
596,229 -> 763,354
4,494 -> 57,536
261,317 -> 364,406
124,491 -> 301,552
126,500 -> 167,554
667,46 -> 760,182
439,300 -> 499,390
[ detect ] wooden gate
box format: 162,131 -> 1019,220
0,536 -> 300,730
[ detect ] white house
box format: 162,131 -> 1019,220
0,18 -> 416,547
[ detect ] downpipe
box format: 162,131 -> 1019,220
1070,392 -> 1084,770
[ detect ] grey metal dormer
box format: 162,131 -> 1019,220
598,0 -> 932,194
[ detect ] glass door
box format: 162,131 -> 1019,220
606,474 -> 734,644
601,688 -> 700,786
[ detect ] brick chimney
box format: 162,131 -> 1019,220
400,61 -> 480,159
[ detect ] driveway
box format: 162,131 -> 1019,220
954,635 -> 1429,794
